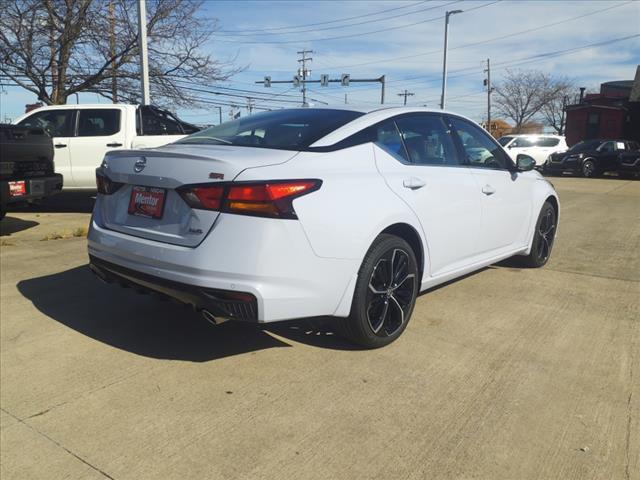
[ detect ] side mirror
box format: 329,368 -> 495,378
516,154 -> 536,172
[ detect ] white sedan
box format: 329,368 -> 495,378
88,107 -> 559,348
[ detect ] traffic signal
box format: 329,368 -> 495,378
264,76 -> 271,87
341,74 -> 350,86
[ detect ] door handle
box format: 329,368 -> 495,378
482,184 -> 496,195
403,177 -> 426,190
54,143 -> 67,148
106,142 -> 123,147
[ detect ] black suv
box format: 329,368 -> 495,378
544,139 -> 640,178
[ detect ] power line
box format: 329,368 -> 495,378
322,0 -> 634,70
213,1 -> 461,37
216,1 -> 429,33
214,1 -> 501,45
344,33 -> 640,93
0,74 -> 304,106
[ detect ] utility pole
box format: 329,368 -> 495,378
398,90 -> 415,106
297,49 -> 313,106
380,75 -> 386,104
344,93 -> 347,104
109,0 -> 117,103
484,58 -> 493,133
137,0 -> 150,105
247,98 -> 255,114
440,9 -> 463,110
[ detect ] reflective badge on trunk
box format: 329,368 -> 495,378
128,186 -> 166,219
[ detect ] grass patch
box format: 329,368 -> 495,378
40,226 -> 88,241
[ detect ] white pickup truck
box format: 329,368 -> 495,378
13,104 -> 199,189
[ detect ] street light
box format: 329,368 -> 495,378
440,9 -> 463,110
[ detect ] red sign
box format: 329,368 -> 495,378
128,186 -> 166,219
9,181 -> 26,197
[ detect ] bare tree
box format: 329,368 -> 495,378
541,80 -> 574,134
0,0 -> 241,107
494,69 -> 571,134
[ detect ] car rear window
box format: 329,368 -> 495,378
176,109 -> 364,150
536,137 -> 560,147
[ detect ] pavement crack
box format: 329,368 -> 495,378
0,407 -> 116,480
25,407 -> 52,419
624,321 -> 636,480
544,267 -> 639,283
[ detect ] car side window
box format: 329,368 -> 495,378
510,138 -> 534,148
449,117 -> 512,170
599,141 -> 615,153
394,115 -> 459,166
374,120 -> 409,163
139,107 -> 183,135
17,110 -> 74,137
77,109 -> 121,136
537,137 -> 560,147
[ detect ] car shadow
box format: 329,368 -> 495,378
265,318 -> 364,351
17,265 -> 366,359
0,216 -> 39,236
17,262 -> 506,358
17,265 -> 292,362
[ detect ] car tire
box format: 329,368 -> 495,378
338,234 -> 419,348
582,159 -> 598,178
519,201 -> 557,268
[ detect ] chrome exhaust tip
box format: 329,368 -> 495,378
201,309 -> 229,326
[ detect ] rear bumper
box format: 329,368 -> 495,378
87,206 -> 360,322
89,255 -> 259,321
0,174 -> 63,206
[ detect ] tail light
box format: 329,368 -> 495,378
96,172 -> 123,195
177,180 -> 321,219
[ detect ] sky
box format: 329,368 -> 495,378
1,0 -> 639,126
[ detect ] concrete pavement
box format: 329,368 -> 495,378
1,177 -> 638,479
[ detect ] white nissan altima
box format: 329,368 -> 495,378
88,107 -> 559,348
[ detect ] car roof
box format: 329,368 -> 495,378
310,106 -> 477,147
503,134 -> 565,138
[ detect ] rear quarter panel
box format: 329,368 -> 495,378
233,143 -> 427,264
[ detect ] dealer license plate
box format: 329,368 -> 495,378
128,186 -> 166,219
9,181 -> 26,197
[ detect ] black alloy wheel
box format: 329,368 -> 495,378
340,234 -> 418,348
582,159 -> 597,178
520,201 -> 557,268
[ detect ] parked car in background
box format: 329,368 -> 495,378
88,107 -> 558,348
13,104 -> 199,189
498,134 -> 568,167
617,141 -> 640,177
544,139 -> 640,177
0,124 -> 63,219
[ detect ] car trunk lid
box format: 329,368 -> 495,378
97,145 -> 298,247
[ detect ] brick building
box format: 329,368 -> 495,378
564,66 -> 640,146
